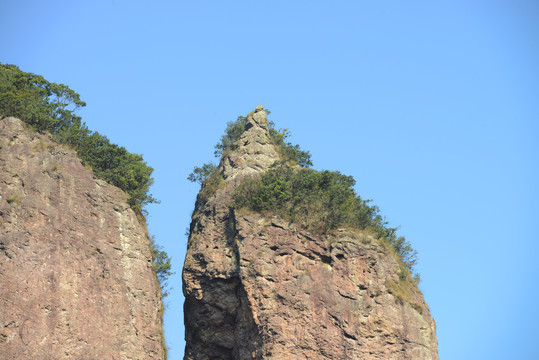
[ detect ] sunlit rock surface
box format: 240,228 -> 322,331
183,107 -> 438,359
0,117 -> 164,359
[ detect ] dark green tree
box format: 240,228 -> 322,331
214,116 -> 248,156
149,236 -> 174,298
0,63 -> 86,133
187,162 -> 217,184
0,63 -> 157,213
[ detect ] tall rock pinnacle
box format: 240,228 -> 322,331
0,117 -> 165,359
183,106 -> 439,359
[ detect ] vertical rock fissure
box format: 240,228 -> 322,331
225,207 -> 241,273
230,207 -> 262,359
232,280 -> 261,359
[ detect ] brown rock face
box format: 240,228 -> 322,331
0,117 -> 164,359
183,107 -> 438,359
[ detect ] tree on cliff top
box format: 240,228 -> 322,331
0,63 -> 157,213
0,63 -> 86,133
0,62 -> 172,297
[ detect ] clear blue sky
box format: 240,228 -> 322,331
2,1 -> 538,359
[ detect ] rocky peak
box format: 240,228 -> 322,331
247,104 -> 269,128
183,107 -> 439,359
220,105 -> 280,181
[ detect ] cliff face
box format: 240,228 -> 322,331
0,117 -> 164,359
183,107 -> 438,359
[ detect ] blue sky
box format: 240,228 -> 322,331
2,1 -> 538,359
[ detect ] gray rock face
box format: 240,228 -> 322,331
0,117 -> 164,359
183,107 -> 438,359
220,106 -> 280,181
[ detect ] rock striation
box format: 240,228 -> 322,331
0,117 -> 164,359
183,106 -> 438,359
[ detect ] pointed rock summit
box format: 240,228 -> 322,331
220,105 -> 279,180
183,106 -> 438,359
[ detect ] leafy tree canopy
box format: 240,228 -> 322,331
0,63 -> 171,293
213,115 -> 249,157
149,236 -> 174,298
0,63 -> 86,133
187,162 -> 217,185
0,63 -> 157,213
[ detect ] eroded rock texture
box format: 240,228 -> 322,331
183,106 -> 438,359
0,117 -> 164,359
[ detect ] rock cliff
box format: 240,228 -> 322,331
0,117 -> 165,359
183,106 -> 438,359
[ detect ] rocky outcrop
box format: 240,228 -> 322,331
183,106 -> 438,359
0,117 -> 164,359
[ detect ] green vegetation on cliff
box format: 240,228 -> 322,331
214,113 -> 313,167
149,236 -> 174,299
233,163 -> 418,277
0,63 -> 173,293
189,110 -> 419,279
0,63 -> 156,213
